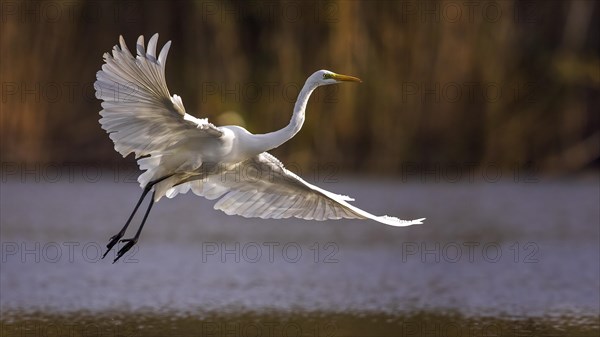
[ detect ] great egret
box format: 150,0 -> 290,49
95,34 -> 425,263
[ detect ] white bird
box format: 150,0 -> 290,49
95,34 -> 425,262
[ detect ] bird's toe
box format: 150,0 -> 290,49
112,239 -> 137,263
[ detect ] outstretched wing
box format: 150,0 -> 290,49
94,33 -> 223,159
167,153 -> 425,227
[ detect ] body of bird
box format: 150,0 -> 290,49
94,33 -> 425,262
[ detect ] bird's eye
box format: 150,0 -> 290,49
323,73 -> 331,80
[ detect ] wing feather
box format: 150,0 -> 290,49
167,152 -> 424,227
94,33 -> 223,161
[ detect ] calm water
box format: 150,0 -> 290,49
1,173 -> 598,336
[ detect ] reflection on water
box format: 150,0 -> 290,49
1,176 -> 599,335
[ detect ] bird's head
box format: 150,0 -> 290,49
309,70 -> 362,87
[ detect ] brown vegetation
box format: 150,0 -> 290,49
1,0 -> 598,174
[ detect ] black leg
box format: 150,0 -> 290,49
102,184 -> 152,259
103,174 -> 173,262
113,191 -> 156,263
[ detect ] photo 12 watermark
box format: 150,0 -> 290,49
0,321 -> 137,337
1,0 -> 141,24
0,241 -> 139,264
0,161 -> 541,185
400,81 -> 538,105
199,1 -> 339,24
0,240 -> 342,265
0,161 -> 341,185
200,241 -> 340,264
1,80 -> 342,105
397,0 -> 541,24
400,162 -> 540,184
399,316 -> 559,337
400,241 -> 540,264
1,81 -> 96,104
199,320 -> 337,337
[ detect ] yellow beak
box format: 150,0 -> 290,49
332,73 -> 362,83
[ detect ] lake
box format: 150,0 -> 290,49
1,172 -> 598,336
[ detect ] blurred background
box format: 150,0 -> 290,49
1,1 -> 599,336
2,0 -> 598,174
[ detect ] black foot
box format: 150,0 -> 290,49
113,238 -> 137,263
102,232 -> 125,259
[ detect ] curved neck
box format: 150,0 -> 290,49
251,80 -> 318,153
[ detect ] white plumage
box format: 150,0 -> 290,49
95,33 -> 424,261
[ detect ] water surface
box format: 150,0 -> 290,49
1,175 -> 598,335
